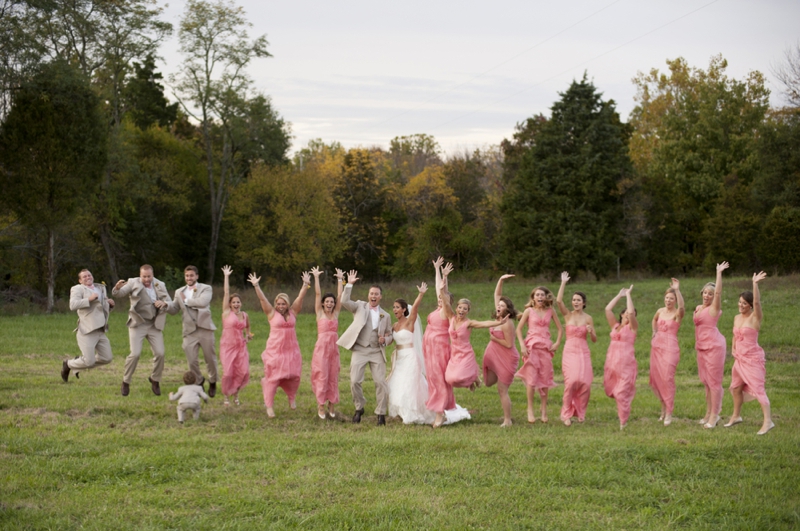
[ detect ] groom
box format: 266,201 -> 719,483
337,270 -> 393,425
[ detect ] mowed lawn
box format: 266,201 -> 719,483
1,275 -> 798,530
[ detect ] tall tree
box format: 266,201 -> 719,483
501,74 -> 631,278
172,0 -> 289,282
0,61 -> 107,311
122,53 -> 178,129
773,41 -> 800,109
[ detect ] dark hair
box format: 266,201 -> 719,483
78,269 -> 90,281
494,295 -> 519,321
574,291 -> 587,309
183,371 -> 196,385
229,293 -> 241,304
619,308 -> 638,323
526,286 -> 554,309
394,298 -> 409,317
739,291 -> 754,308
140,264 -> 154,272
184,265 -> 199,275
370,284 -> 383,294
321,292 -> 336,306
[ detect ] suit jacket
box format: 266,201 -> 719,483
337,284 -> 393,358
112,277 -> 172,331
167,283 -> 216,336
69,283 -> 111,334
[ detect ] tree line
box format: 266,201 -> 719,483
1,1 -> 799,312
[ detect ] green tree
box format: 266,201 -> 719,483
122,54 -> 178,129
0,61 -> 107,311
501,74 -> 631,278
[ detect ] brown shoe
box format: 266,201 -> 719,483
61,360 -> 70,382
121,381 -> 130,396
148,377 -> 161,396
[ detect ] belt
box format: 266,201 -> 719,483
396,343 -> 413,350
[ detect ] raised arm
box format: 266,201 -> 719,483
221,265 -> 232,316
516,308 -> 530,355
556,271 -> 570,317
495,274 -> 514,308
752,271 -> 767,327
248,273 -> 274,319
671,278 -> 685,322
626,285 -> 638,333
605,287 -> 627,329
291,271 -> 312,314
408,282 -> 428,324
710,262 -> 729,316
433,256 -> 444,295
311,266 -> 323,315
439,283 -> 454,320
334,268 -> 345,314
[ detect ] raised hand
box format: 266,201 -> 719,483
247,273 -> 261,287
347,270 -> 359,284
500,274 -> 515,281
670,278 -> 680,290
627,284 -> 634,293
310,266 -> 323,278
753,271 -> 767,283
334,268 -> 345,280
221,265 -> 232,277
301,271 -> 312,285
417,282 -> 428,294
617,287 -> 628,297
561,271 -> 570,283
433,256 -> 444,270
442,262 -> 454,278
717,261 -> 730,273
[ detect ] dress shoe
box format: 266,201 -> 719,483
121,381 -> 130,396
197,376 -> 206,389
208,381 -> 216,398
377,414 -> 386,426
352,408 -> 365,424
148,377 -> 161,396
61,360 -> 70,382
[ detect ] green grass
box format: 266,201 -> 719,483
1,276 -> 799,529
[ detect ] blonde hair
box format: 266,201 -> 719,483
700,282 -> 716,297
525,286 -> 554,309
274,293 -> 290,307
457,298 -> 471,311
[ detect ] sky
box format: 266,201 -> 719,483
156,0 -> 800,156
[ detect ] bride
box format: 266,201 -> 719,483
387,283 -> 436,424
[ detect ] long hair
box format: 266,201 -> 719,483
494,295 -> 519,320
525,286 -> 554,309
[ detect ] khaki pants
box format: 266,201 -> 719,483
123,322 -> 165,383
183,328 -> 218,383
177,401 -> 201,422
69,329 -> 113,370
350,345 -> 388,415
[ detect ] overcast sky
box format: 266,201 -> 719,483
157,0 -> 800,156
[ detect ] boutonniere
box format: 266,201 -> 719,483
101,281 -> 106,286
379,314 -> 384,319
193,287 -> 197,293
155,281 -> 160,287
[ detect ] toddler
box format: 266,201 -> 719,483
169,371 -> 209,423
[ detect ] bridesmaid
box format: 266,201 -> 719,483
603,286 -> 638,430
219,265 -> 252,407
442,289 -> 506,394
556,271 -> 597,426
310,266 -> 344,419
516,285 -> 562,424
694,262 -> 729,429
482,275 -> 521,427
423,257 -> 456,428
248,270 -> 311,418
649,278 -> 685,426
724,272 -> 774,435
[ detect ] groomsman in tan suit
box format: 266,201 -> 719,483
112,264 -> 172,397
337,270 -> 393,425
62,269 -> 115,382
167,265 -> 218,397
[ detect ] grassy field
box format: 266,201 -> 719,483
1,275 -> 798,530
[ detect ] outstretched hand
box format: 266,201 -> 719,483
417,282 -> 428,294
560,271 -> 570,283
433,256 -> 444,270
247,273 -> 261,287
334,268 -> 345,280
499,274 -> 515,281
310,266 -> 323,278
442,262 -> 454,278
301,271 -> 312,285
670,278 -> 680,290
717,261 -> 730,273
627,284 -> 634,293
221,265 -> 232,277
617,287 -> 628,297
347,270 -> 359,284
753,271 -> 767,283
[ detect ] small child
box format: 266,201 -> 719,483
169,371 -> 210,423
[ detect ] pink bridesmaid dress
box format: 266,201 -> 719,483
560,325 -> 593,422
445,319 -> 480,388
730,327 -> 770,407
261,310 -> 302,408
515,308 -> 557,390
423,309 -> 455,412
220,311 -> 251,397
604,323 -> 638,425
694,306 -> 726,417
311,317 -> 340,406
482,327 -> 520,386
649,318 -> 681,415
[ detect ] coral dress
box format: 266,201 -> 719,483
604,323 -> 637,425
649,318 -> 681,414
423,309 -> 455,412
694,306 -> 726,416
515,308 -> 557,390
482,326 -> 520,386
560,325 -> 593,422
730,327 -> 770,407
219,311 -> 250,397
311,317 -> 340,406
445,319 -> 479,388
261,310 -> 302,408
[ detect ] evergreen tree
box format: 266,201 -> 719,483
123,54 -> 178,129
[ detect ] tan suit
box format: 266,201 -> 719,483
68,283 -> 113,371
337,284 -> 394,414
167,283 -> 218,383
112,277 -> 172,383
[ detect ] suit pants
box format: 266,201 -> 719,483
123,322 -> 165,383
350,345 -> 388,415
183,328 -> 218,383
177,401 -> 201,422
69,329 -> 113,370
